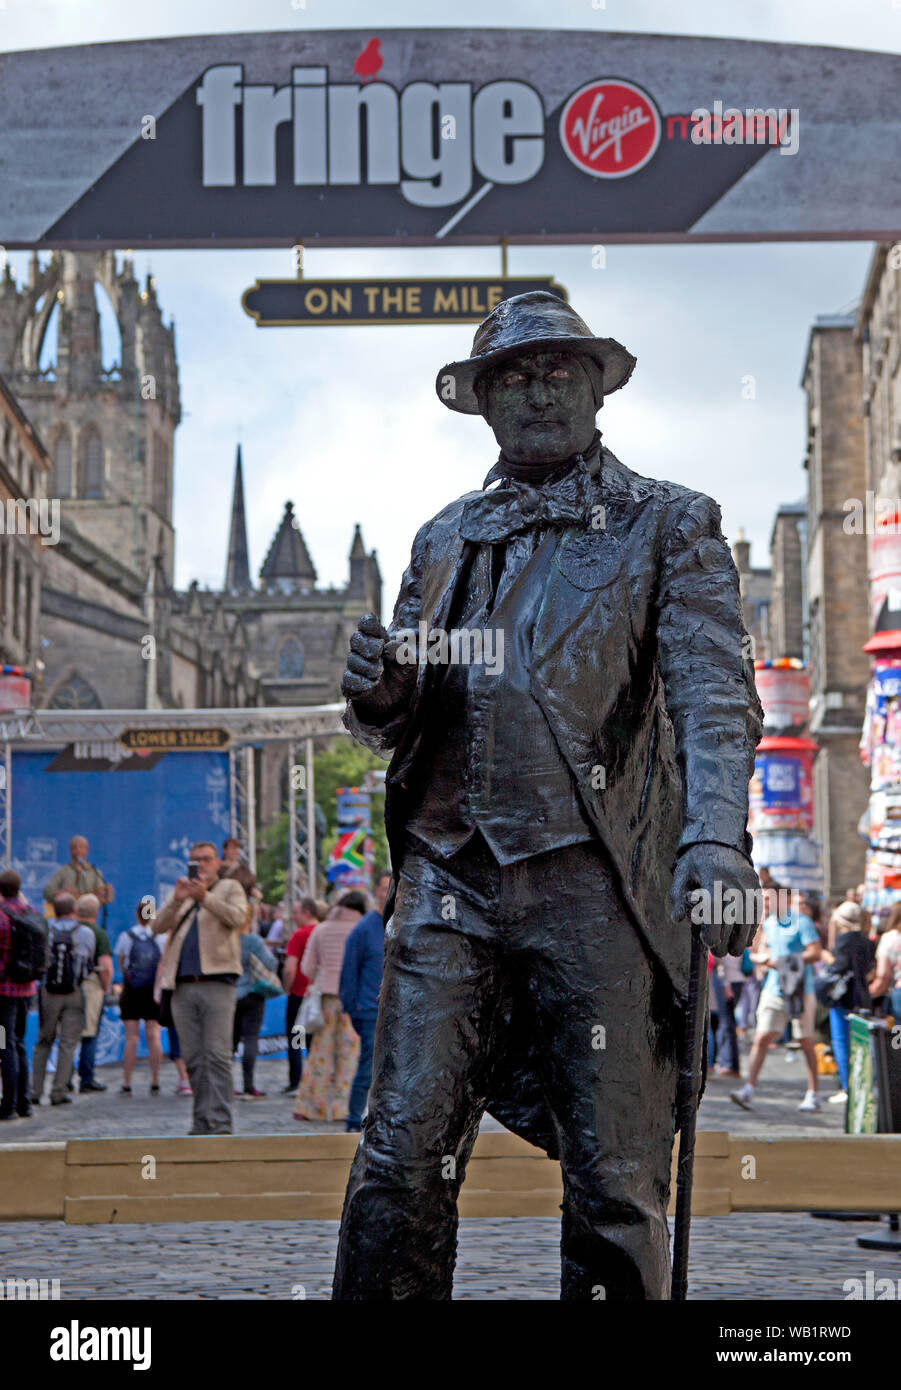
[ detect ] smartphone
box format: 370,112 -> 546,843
187,861 -> 200,880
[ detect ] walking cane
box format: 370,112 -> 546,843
671,924 -> 708,1301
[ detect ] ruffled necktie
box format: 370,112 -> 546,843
460,432 -> 602,545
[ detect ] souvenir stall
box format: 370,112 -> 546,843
858,510 -> 901,923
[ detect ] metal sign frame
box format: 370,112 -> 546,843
0,705 -> 344,890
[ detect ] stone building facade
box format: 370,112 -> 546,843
179,447 -> 381,819
0,250 -> 381,821
731,530 -> 772,662
801,313 -> 871,899
0,373 -> 52,673
859,245 -> 901,508
768,501 -> 806,663
0,250 -> 247,709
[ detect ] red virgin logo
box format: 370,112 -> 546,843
559,78 -> 661,178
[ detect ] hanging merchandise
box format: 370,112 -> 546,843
753,659 -> 809,736
0,665 -> 31,710
868,511 -> 901,635
749,736 -> 817,835
860,528 -> 901,917
751,829 -> 824,895
749,658 -> 823,897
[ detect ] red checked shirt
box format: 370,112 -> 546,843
0,894 -> 38,998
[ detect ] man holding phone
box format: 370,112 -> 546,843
154,841 -> 247,1135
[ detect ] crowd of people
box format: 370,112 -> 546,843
4,836 -> 900,1131
0,830 -> 394,1135
713,877 -> 901,1113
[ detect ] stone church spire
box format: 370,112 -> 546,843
259,501 -> 317,593
225,443 -> 252,593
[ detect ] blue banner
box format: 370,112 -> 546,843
11,748 -> 231,955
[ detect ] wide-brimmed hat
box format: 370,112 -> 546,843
436,290 -> 636,415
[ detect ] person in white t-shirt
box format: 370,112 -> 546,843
265,903 -> 288,945
731,887 -> 822,1112
871,903 -> 901,1017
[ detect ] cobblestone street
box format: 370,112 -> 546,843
1,1209 -> 898,1301
1,1045 -> 892,1300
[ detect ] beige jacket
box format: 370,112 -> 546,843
156,878 -> 247,989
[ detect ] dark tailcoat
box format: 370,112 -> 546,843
345,445 -> 762,1151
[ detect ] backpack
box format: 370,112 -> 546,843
124,929 -> 161,990
1,902 -> 49,984
45,923 -> 86,994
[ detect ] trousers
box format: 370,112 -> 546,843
347,1012 -> 378,1129
233,993 -> 265,1092
32,989 -> 84,1102
285,994 -> 304,1088
332,831 -> 680,1301
0,996 -> 31,1116
170,981 -> 236,1134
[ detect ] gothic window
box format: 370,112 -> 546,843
82,427 -> 103,498
55,431 -> 72,498
11,559 -> 20,640
277,636 -> 304,679
49,674 -> 102,710
152,433 -> 169,515
24,572 -> 32,653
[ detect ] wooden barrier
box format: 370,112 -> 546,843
0,1131 -> 899,1225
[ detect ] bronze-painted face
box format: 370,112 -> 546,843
477,350 -> 600,465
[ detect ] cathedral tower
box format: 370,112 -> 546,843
0,250 -> 180,586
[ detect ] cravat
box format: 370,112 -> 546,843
460,434 -> 602,545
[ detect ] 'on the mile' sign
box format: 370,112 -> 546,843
242,276 -> 566,326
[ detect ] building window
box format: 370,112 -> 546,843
277,636 -> 304,679
11,559 -> 20,640
82,427 -> 103,498
24,571 -> 32,654
49,674 -> 102,710
55,431 -> 72,497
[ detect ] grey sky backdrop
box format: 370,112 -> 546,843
2,0 -> 896,606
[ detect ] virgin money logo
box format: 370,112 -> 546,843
559,78 -> 661,179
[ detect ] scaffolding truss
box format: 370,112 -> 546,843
0,704 -> 345,880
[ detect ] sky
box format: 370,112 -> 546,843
1,0 -> 894,604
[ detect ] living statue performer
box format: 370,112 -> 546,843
333,291 -> 763,1300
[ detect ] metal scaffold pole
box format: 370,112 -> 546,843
305,736 -> 315,894
0,741 -> 10,866
244,746 -> 256,873
228,744 -> 257,872
287,740 -> 298,907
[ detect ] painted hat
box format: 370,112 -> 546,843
435,290 -> 636,415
